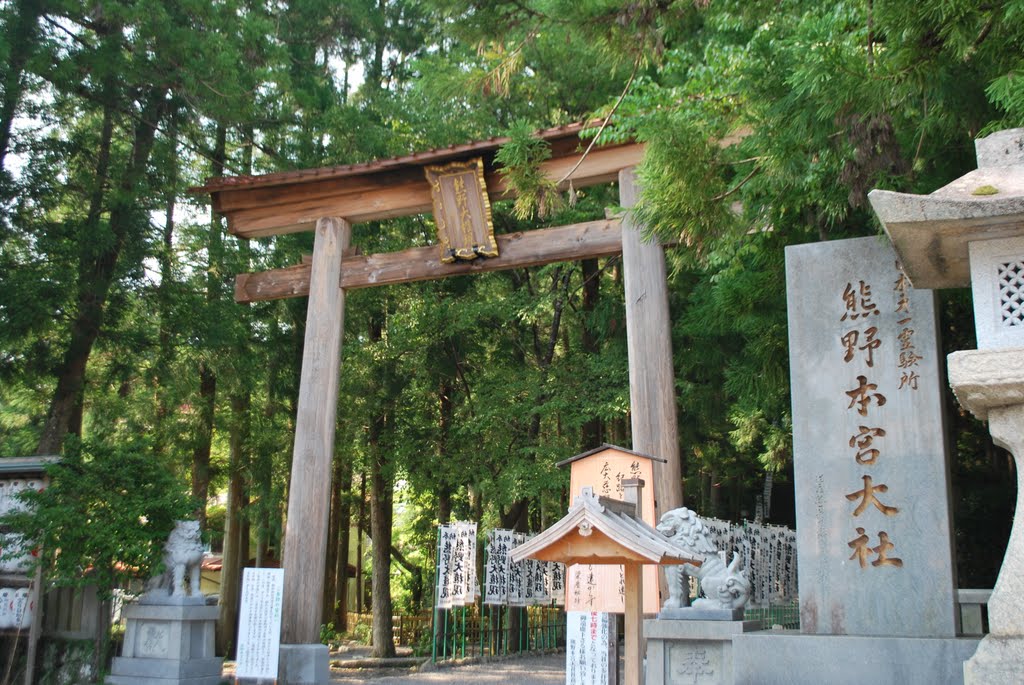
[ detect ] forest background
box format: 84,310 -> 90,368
1,0 -> 1023,665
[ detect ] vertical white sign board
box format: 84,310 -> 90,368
236,568 -> 285,680
566,611 -> 614,685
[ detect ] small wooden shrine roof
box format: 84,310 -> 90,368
554,443 -> 666,469
510,488 -> 701,568
192,122 -> 644,239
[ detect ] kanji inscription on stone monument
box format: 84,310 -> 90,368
786,236 -> 957,638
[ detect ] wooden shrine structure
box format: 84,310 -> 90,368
512,479 -> 699,685
195,122 -> 683,683
556,444 -> 665,615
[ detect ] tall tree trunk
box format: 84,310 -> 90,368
432,375 -> 453,653
50,87 -> 115,443
192,366 -> 216,526
500,500 -> 529,653
191,124 -> 227,527
356,472 -> 366,612
155,112 -> 177,431
0,0 -> 45,175
219,128 -> 252,652
580,258 -> 603,448
323,456 -> 344,621
436,489 -> 452,527
369,438 -> 395,657
217,393 -> 249,657
367,0 -> 387,91
436,376 -> 454,523
370,335 -> 397,655
368,317 -> 396,658
36,87 -> 168,455
334,456 -> 353,632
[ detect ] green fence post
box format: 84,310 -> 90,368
431,528 -> 441,664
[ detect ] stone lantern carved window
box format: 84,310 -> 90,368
969,236 -> 1024,349
997,260 -> 1024,326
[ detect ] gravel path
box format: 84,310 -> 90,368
330,652 -> 566,684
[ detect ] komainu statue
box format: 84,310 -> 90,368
656,507 -> 751,611
144,520 -> 204,601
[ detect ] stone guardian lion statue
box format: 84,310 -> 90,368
656,507 -> 751,611
145,520 -> 204,600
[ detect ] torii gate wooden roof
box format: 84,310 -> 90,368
194,122 -> 644,239
192,123 -> 646,303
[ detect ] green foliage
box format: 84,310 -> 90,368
1,438 -> 195,599
495,120 -> 563,220
319,621 -> 340,647
346,618 -> 372,645
0,0 -> 1019,639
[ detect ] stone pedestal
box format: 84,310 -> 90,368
106,601 -> 222,685
644,618 -> 761,685
731,631 -> 981,685
949,350 -> 1024,684
278,643 -> 329,685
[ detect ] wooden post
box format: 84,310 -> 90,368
619,168 -> 683,517
281,217 -> 351,645
24,564 -> 44,685
623,562 -> 643,685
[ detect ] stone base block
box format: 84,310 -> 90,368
106,600 -> 222,685
963,634 -> 1024,684
106,674 -> 222,685
279,643 -> 329,685
658,607 -> 745,621
139,594 -> 209,606
645,617 -> 762,685
732,631 -> 981,685
123,602 -> 220,622
107,656 -> 223,679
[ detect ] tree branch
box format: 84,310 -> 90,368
557,57 -> 641,186
711,164 -> 761,202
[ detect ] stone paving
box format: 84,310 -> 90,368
221,645 -> 571,684
329,652 -> 566,684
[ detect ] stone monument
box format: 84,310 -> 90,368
107,520 -> 222,685
868,127 -> 1024,684
786,236 -> 959,637
728,236 -> 980,685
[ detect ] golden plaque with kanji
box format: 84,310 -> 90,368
425,157 -> 498,263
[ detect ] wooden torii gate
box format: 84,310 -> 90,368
196,123 -> 683,683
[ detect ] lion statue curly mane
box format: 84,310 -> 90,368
145,520 -> 204,600
657,507 -> 751,611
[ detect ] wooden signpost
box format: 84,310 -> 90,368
512,479 -> 700,685
558,445 -> 664,615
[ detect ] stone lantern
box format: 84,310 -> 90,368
868,128 -> 1024,684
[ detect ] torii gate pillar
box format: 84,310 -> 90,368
279,217 -> 350,684
620,168 -> 684,517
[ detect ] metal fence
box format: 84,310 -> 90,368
743,602 -> 800,629
432,605 -> 565,663
346,612 -> 434,648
